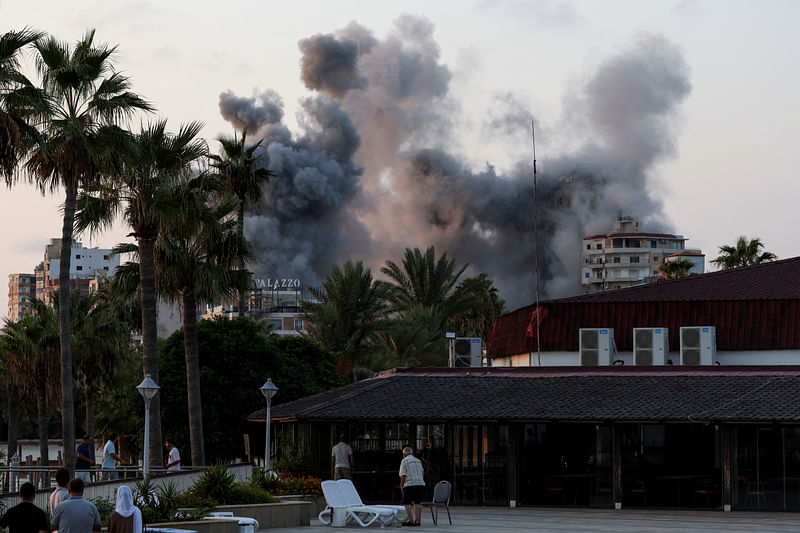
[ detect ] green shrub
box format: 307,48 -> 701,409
89,496 -> 114,526
190,463 -> 236,504
230,483 -> 279,504
133,478 -> 181,522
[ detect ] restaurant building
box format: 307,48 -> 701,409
251,257 -> 800,511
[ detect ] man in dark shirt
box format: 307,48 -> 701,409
0,482 -> 48,533
75,434 -> 95,482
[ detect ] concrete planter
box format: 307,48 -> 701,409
278,494 -> 327,516
213,501 -> 311,528
144,518 -> 239,533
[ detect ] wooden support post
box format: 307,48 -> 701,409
613,425 -> 623,509
722,425 -> 732,511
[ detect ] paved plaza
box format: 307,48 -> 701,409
262,506 -> 800,533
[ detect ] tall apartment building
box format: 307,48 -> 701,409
7,273 -> 37,322
7,239 -> 120,319
581,216 -> 704,293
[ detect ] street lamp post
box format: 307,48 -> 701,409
259,378 -> 279,472
137,374 -> 160,475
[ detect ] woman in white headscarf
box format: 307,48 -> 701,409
109,485 -> 143,533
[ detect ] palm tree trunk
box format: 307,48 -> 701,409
36,389 -> 49,475
59,183 -> 77,475
85,387 -> 94,446
137,236 -> 164,470
182,288 -> 205,467
7,386 -> 19,490
237,203 -> 247,317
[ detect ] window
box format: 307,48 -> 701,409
103,255 -> 110,260
586,244 -> 591,250
613,257 -> 621,263
76,266 -> 83,271
103,266 -> 109,271
294,318 -> 304,331
595,243 -> 602,250
630,256 -> 640,263
75,254 -> 81,259
584,272 -> 590,278
650,240 -> 657,248
653,256 -> 659,262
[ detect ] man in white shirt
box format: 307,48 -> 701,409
101,432 -> 121,480
331,434 -> 354,480
399,446 -> 425,526
166,439 -> 181,472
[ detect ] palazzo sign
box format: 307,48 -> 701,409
254,278 -> 302,289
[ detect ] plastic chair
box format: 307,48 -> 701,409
421,480 -> 452,526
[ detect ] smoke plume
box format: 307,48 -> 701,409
218,18 -> 691,310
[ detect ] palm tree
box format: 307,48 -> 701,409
658,258 -> 695,280
209,127 -> 273,317
377,305 -> 449,368
382,246 -> 487,325
711,236 -> 777,270
155,173 -> 252,467
69,290 -> 132,442
22,30 -> 151,472
1,299 -> 60,480
302,260 -> 390,374
379,246 -> 492,368
449,273 -> 506,341
0,27 -> 43,181
0,328 -> 22,486
78,119 -> 202,471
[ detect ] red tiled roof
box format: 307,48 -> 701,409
489,257 -> 800,358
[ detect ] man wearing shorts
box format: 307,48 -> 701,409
399,446 -> 425,526
331,435 -> 354,480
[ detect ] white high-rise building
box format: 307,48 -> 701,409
31,238 -> 119,306
581,216 -> 704,293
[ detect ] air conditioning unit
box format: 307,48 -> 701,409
633,328 -> 669,366
454,337 -> 482,367
579,328 -> 614,366
680,326 -> 717,365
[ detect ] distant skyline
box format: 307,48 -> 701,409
1,0 -> 798,318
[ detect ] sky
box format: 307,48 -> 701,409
1,0 -> 798,318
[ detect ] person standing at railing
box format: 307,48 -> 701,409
74,436 -> 95,483
0,481 -> 48,533
165,439 -> 181,472
101,433 -> 122,481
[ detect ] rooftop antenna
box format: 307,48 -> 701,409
531,120 -> 541,365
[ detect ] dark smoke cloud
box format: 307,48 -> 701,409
219,18 -> 691,310
299,33 -> 366,98
218,89 -> 284,132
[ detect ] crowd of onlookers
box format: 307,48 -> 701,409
0,467 -> 142,532
0,433 -> 180,532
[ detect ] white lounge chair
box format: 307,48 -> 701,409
319,479 -> 405,527
204,511 -> 259,533
337,479 -> 406,523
